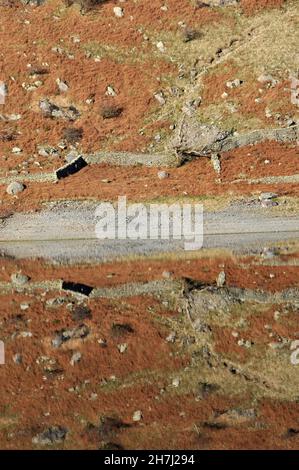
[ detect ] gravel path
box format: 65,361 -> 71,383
1,203 -> 298,261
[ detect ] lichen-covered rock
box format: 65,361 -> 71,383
171,116 -> 231,156
6,181 -> 25,195
39,99 -> 80,121
32,426 -> 68,446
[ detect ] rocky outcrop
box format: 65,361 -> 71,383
171,116 -> 298,157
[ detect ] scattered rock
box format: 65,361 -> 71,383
105,85 -> 117,97
166,332 -> 176,343
39,99 -> 80,121
32,426 -> 68,446
257,74 -> 278,87
11,273 -> 30,285
46,297 -> 66,308
154,91 -> 166,106
52,324 -> 90,348
132,410 -> 142,422
56,78 -> 69,92
38,145 -> 59,157
216,271 -> 226,287
211,153 -> 221,175
0,82 -> 8,103
19,331 -> 32,338
20,302 -> 29,311
259,192 -> 278,201
261,199 -> 278,208
70,351 -> 82,366
157,171 -> 169,180
113,6 -> 124,17
6,181 -> 25,195
65,150 -> 79,163
162,271 -> 173,279
182,98 -> 201,116
0,113 -> 21,121
12,147 -> 22,154
226,79 -> 243,89
117,343 -> 128,353
156,41 -> 166,53
172,377 -> 180,387
13,353 -> 22,364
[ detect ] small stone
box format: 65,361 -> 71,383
132,410 -> 142,422
117,343 -> 128,353
20,303 -> 29,310
56,78 -> 69,92
259,192 -> 278,201
70,351 -> 82,366
154,91 -> 166,105
38,146 -> 59,157
11,273 -> 30,285
85,94 -> 95,105
46,297 -> 66,308
0,82 -> 8,103
65,150 -> 79,163
106,85 -> 117,97
211,154 -> 221,175
172,377 -> 180,387
156,41 -> 166,52
216,271 -> 226,287
157,171 -> 169,180
265,108 -> 272,118
262,247 -> 277,258
19,331 -> 32,338
182,98 -> 201,116
113,6 -> 124,17
274,311 -> 280,321
261,200 -> 278,208
12,147 -> 22,154
5,113 -> 21,121
226,79 -> 242,89
6,181 -> 25,195
257,74 -> 278,86
13,353 -> 22,364
269,342 -> 283,350
166,332 -> 176,343
162,271 -> 172,279
32,426 -> 68,446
